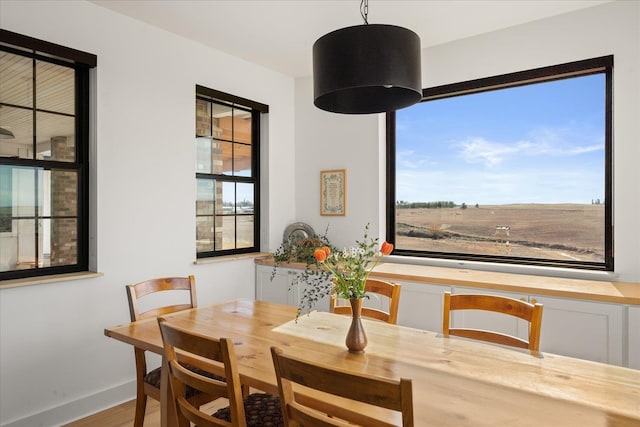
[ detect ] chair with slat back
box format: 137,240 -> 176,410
442,292 -> 544,353
126,275 -> 219,427
271,346 -> 414,427
330,279 -> 402,324
158,317 -> 283,427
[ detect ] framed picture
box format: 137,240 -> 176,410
320,169 -> 346,216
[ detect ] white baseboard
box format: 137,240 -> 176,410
1,381 -> 135,427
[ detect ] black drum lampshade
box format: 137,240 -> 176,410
313,23 -> 422,114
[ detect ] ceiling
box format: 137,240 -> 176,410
90,0 -> 611,78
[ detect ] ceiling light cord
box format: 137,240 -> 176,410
361,0 -> 369,25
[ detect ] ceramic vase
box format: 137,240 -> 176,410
345,298 -> 368,353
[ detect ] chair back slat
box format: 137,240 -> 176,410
448,293 -> 534,321
139,304 -> 194,319
449,328 -> 530,349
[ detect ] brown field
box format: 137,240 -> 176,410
396,204 -> 605,262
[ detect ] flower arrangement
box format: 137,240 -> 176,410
313,236 -> 393,299
293,224 -> 393,317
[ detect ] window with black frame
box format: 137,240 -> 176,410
0,30 -> 95,281
387,56 -> 613,271
195,85 -> 267,258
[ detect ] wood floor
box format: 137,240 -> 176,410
64,398 -> 229,427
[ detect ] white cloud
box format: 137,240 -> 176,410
527,126 -> 604,155
456,126 -> 603,168
568,144 -> 602,154
457,137 -> 533,167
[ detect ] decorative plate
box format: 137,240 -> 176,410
282,222 -> 316,246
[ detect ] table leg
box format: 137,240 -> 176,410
160,354 -> 178,427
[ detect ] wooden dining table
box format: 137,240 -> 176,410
104,299 -> 640,427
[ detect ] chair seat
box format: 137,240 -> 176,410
213,393 -> 283,426
144,364 -> 226,399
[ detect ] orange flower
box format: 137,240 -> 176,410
314,248 -> 328,263
321,246 -> 331,257
380,241 -> 394,255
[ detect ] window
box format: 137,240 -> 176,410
387,56 -> 613,271
0,30 -> 96,281
195,85 -> 267,258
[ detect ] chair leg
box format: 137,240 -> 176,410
133,392 -> 147,427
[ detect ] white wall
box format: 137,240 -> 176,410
295,0 -> 640,282
0,1 -> 295,425
294,78 -> 381,246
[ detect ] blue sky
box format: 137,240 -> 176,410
396,74 -> 605,205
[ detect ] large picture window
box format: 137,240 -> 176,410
387,56 -> 613,271
0,30 -> 96,281
195,85 -> 267,258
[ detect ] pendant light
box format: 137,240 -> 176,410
313,0 -> 422,114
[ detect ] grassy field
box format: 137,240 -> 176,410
396,204 -> 604,262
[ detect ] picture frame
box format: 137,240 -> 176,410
320,169 -> 346,216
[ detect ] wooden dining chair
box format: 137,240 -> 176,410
271,346 -> 413,426
330,279 -> 402,324
158,317 -> 283,426
126,275 -> 218,427
442,292 -> 544,352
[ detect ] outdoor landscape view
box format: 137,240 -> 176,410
396,202 -> 604,262
395,71 -> 606,264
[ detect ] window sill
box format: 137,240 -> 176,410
372,260 -> 640,305
194,252 -> 271,265
0,271 -> 104,289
